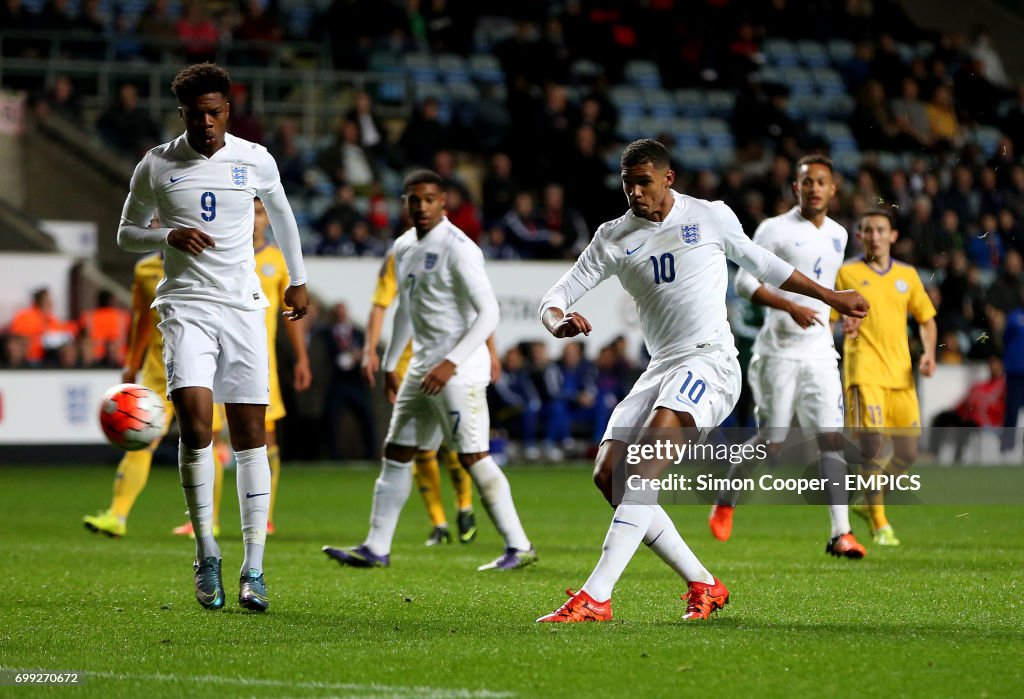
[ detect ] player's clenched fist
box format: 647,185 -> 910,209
167,227 -> 216,256
545,309 -> 592,338
421,359 -> 456,395
829,289 -> 869,319
282,283 -> 308,321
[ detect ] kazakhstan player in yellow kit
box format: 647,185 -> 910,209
173,197 -> 312,537
836,210 -> 937,546
83,248 -> 228,537
363,250 -> 501,546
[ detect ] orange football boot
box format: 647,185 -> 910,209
536,588 -> 612,623
267,520 -> 276,535
682,577 -> 730,620
826,532 -> 866,559
708,504 -> 734,541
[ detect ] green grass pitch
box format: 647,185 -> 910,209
1,463 -> 1022,698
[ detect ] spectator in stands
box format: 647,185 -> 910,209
33,75 -> 83,122
38,0 -> 76,33
1001,305 -> 1024,459
481,225 -> 519,260
267,120 -> 308,194
998,207 -> 1023,257
316,119 -> 376,191
929,355 -> 1005,462
0,335 -> 30,369
979,167 -> 1006,217
317,184 -> 360,237
927,84 -> 962,150
943,166 -> 981,223
988,249 -> 1024,312
345,91 -> 389,166
565,124 -> 613,230
319,302 -> 375,459
472,83 -> 512,153
482,152 -> 518,225
227,84 -> 264,145
503,191 -> 558,259
398,97 -> 449,168
234,0 -> 283,66
489,345 -> 541,453
1002,87 -> 1024,158
79,290 -> 130,367
890,78 -> 933,149
314,220 -> 348,257
337,220 -> 387,258
937,330 -> 964,365
443,186 -> 482,243
7,288 -> 75,365
138,0 -> 177,61
176,1 -> 219,64
0,0 -> 39,60
96,83 -> 161,160
967,213 -> 1004,270
538,183 -> 589,258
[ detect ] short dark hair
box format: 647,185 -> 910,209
171,63 -> 231,105
621,139 -> 670,170
403,169 -> 445,191
860,208 -> 896,230
796,154 -> 834,175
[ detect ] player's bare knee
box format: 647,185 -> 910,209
457,452 -> 487,469
179,422 -> 212,450
816,432 -> 844,453
764,441 -> 785,459
384,443 -> 417,462
893,438 -> 917,468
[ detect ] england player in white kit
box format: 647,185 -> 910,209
536,141 -> 868,623
710,156 -> 867,559
116,64 -> 308,612
323,170 -> 536,572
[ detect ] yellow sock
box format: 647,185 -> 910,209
414,451 -> 446,527
444,449 -> 473,511
861,458 -> 890,530
212,444 -> 224,529
111,449 -> 153,519
268,445 -> 281,523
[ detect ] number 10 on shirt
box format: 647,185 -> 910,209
649,253 -> 676,284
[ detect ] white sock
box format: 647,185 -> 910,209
820,450 -> 851,538
236,445 -> 270,573
179,440 -> 219,561
364,458 -> 413,555
644,506 -> 714,584
468,456 -> 531,551
581,499 -> 656,602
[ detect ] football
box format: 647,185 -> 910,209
98,383 -> 165,451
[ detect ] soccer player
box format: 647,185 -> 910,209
361,248 -> 488,546
116,63 -> 308,612
535,140 -> 867,622
172,197 -> 312,538
323,170 -> 536,571
82,248 -> 228,539
708,155 -> 867,558
836,210 -> 937,546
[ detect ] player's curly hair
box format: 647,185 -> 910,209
621,139 -> 670,170
171,63 -> 231,104
403,169 -> 445,191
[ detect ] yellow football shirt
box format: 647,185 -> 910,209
135,253 -> 166,392
372,251 -> 413,377
835,258 -> 936,389
256,243 -> 289,421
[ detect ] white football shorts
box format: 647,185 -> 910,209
156,302 -> 270,405
385,371 -> 490,453
602,347 -> 742,444
748,354 -> 844,443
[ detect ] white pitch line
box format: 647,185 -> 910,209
84,670 -> 516,698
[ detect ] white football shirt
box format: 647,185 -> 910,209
384,218 -> 498,383
118,132 -> 307,312
540,191 -> 794,367
735,207 -> 848,359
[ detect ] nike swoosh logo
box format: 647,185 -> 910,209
246,492 -> 270,499
196,589 -> 217,602
183,483 -> 204,489
169,175 -> 188,183
626,241 -> 649,255
612,518 -> 639,527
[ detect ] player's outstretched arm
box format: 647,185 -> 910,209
486,335 -> 501,384
918,318 -> 937,377
735,268 -> 820,328
362,304 -> 387,387
541,307 -> 592,338
283,315 -> 312,391
779,269 -> 869,318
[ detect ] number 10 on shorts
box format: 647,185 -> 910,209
678,370 -> 706,405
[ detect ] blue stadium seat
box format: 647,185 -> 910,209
624,60 -> 662,89
668,117 -> 701,147
827,39 -> 855,67
781,66 -> 815,96
972,125 -> 1004,158
832,150 -> 863,176
617,114 -> 646,141
469,54 -> 504,85
823,121 -> 858,151
404,53 -> 439,85
644,88 -> 676,118
876,152 -> 902,172
811,67 -> 846,96
609,85 -> 646,118
710,146 -> 736,168
436,54 -> 471,84
895,42 -> 915,64
674,89 -> 708,117
764,38 -> 799,67
638,116 -> 671,139
796,40 -> 830,68
704,90 -> 736,118
698,118 -> 733,148
826,93 -> 855,118
790,93 -> 827,119
674,147 -> 716,172
756,66 -> 785,87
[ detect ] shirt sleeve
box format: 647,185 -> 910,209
713,202 -> 794,288
255,150 -> 307,287
537,231 -> 615,319
733,220 -> 773,300
446,240 -> 499,367
908,270 -> 937,323
117,154 -> 172,252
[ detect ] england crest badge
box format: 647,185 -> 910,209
833,238 -> 843,252
231,165 -> 248,187
680,222 -> 701,245
425,252 -> 438,270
